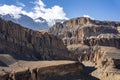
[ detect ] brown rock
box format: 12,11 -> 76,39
84,34 -> 120,48
49,17 -> 119,47
0,61 -> 99,80
49,17 -> 120,80
0,18 -> 69,61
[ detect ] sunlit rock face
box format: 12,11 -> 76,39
0,17 -> 120,80
49,17 -> 120,47
49,17 -> 120,80
0,61 -> 99,80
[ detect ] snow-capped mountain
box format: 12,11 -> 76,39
0,14 -> 49,30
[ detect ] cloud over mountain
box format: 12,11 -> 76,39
0,0 -> 68,25
0,5 -> 25,19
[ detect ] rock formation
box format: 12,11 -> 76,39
49,17 -> 120,80
49,17 -> 120,47
0,17 -> 120,80
0,61 -> 100,80
84,34 -> 120,48
0,18 -> 69,61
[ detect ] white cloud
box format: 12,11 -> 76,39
16,1 -> 25,7
0,5 -> 25,19
83,15 -> 94,20
28,0 -> 68,25
0,0 -> 68,25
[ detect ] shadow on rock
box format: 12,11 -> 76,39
44,72 -> 100,80
84,66 -> 97,74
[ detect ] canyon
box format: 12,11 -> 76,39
0,18 -> 70,61
49,17 -> 120,80
0,17 -> 120,80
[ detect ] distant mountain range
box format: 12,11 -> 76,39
0,14 -> 49,30
0,14 -> 67,30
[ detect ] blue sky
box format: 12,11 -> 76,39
0,0 -> 120,21
43,0 -> 120,21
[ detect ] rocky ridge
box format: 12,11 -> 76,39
49,17 -> 120,80
49,17 -> 120,47
0,17 -> 120,80
0,18 -> 69,61
0,18 -> 97,80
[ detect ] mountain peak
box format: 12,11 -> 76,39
0,14 -> 49,30
34,17 -> 47,23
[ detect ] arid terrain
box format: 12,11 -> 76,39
0,17 -> 120,80
49,17 -> 120,80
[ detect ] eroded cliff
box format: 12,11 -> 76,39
0,18 -> 69,61
0,61 -> 99,80
49,17 -> 120,80
49,17 -> 120,48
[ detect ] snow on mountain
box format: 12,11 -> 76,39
0,14 -> 49,30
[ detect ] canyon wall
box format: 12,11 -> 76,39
49,17 -> 120,80
49,17 -> 120,47
49,17 -> 120,66
0,17 -> 120,80
0,18 -> 69,61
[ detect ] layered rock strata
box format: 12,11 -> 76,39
0,61 -> 99,80
49,17 -> 120,48
49,17 -> 120,80
0,18 -> 69,60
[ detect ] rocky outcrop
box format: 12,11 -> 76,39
49,17 -> 120,80
0,18 -> 69,61
117,27 -> 120,33
73,46 -> 120,80
0,17 -> 120,80
49,17 -> 120,48
0,61 -> 99,80
49,17 -> 120,61
84,34 -> 120,48
88,46 -> 120,80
